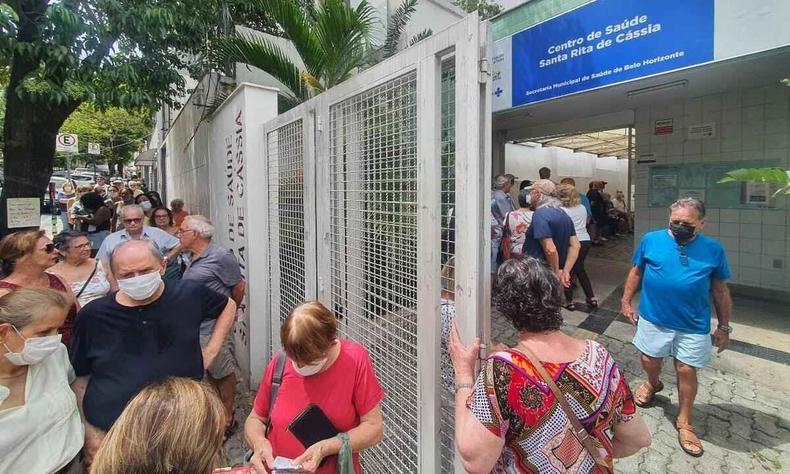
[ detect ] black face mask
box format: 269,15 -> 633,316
670,222 -> 695,243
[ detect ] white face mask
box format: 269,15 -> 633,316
118,270 -> 162,301
3,326 -> 62,366
140,201 -> 152,211
292,357 -> 327,377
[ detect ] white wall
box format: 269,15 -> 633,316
163,74 -> 218,217
633,83 -> 790,291
164,82 -> 279,386
505,143 -> 629,199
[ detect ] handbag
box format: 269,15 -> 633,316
513,346 -> 613,472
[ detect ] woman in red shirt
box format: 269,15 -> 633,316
246,301 -> 384,473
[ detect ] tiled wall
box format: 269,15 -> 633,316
633,84 -> 790,291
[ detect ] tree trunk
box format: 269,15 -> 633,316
0,0 -> 80,236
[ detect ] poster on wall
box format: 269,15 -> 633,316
742,182 -> 770,204
492,0 -> 714,110
687,122 -> 717,140
654,119 -> 674,135
6,198 -> 40,228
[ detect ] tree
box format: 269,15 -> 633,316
454,0 -> 502,20
718,168 -> 790,197
58,105 -> 153,176
0,0 -> 256,232
211,0 -> 376,110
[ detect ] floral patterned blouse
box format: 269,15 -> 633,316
468,340 -> 636,473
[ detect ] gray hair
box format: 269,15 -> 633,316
534,193 -> 561,209
493,175 -> 509,190
183,215 -> 214,239
109,239 -> 164,272
670,197 -> 706,219
170,198 -> 184,208
0,288 -> 71,329
119,204 -> 145,219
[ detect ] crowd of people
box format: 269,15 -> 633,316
491,168 -> 634,309
0,176 -> 733,472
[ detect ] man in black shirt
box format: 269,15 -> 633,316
71,239 -> 237,464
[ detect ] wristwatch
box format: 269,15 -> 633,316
717,324 -> 733,334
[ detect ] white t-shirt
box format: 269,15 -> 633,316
0,344 -> 84,473
562,205 -> 591,242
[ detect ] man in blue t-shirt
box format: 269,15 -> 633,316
621,197 -> 732,457
520,179 -> 580,288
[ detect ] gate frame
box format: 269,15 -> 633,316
260,14 -> 492,472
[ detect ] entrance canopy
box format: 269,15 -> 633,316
525,128 -> 634,159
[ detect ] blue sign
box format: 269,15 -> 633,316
510,0 -> 714,107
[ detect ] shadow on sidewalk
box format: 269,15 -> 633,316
650,394 -> 790,453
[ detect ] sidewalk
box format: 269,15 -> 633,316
492,310 -> 790,474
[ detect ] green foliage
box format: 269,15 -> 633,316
718,167 -> 790,196
59,105 -> 153,166
454,0 -> 502,19
212,0 -> 376,106
0,0 -> 270,114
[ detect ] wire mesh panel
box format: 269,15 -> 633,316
267,119 -> 306,353
329,72 -> 420,473
438,59 -> 457,474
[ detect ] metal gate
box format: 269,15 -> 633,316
262,14 -> 492,472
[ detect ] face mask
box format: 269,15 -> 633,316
3,326 -> 62,366
139,201 -> 152,211
670,222 -> 696,243
118,270 -> 162,300
292,357 -> 327,377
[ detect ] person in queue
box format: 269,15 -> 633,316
70,239 -> 237,464
0,288 -> 84,473
112,188 -> 135,231
502,190 -> 533,259
151,206 -> 179,235
0,230 -> 79,347
558,183 -> 597,309
171,198 -> 189,226
146,190 -> 164,209
96,204 -> 181,287
450,257 -> 651,472
520,179 -> 580,288
73,191 -> 113,255
50,231 -> 111,307
91,377 -> 226,474
621,197 -> 731,457
135,192 -> 155,218
246,301 -> 384,473
179,215 -> 246,435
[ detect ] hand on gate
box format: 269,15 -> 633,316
449,321 -> 480,385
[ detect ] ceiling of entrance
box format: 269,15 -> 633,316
526,128 -> 634,159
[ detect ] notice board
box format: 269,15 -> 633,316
648,162 -> 778,209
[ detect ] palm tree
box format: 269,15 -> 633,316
211,0 -> 377,110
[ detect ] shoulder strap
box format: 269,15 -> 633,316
75,261 -> 99,299
512,346 -> 610,469
265,351 -> 287,435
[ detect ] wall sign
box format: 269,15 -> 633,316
493,0 -> 714,111
687,122 -> 717,140
654,119 -> 674,135
7,197 -> 40,228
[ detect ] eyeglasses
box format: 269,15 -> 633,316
43,243 -> 56,253
154,214 -> 169,219
175,229 -> 195,237
678,245 -> 689,266
70,242 -> 92,250
123,218 -> 143,224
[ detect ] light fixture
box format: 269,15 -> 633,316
626,80 -> 688,98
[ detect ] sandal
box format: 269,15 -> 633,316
634,380 -> 664,407
676,422 -> 704,457
586,297 -> 598,308
565,301 -> 577,311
